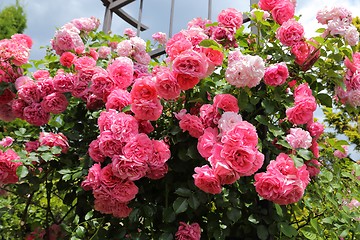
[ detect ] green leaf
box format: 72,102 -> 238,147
199,39 -> 222,51
50,146 -> 62,155
41,152 -> 54,161
275,204 -> 283,217
297,149 -> 313,161
279,222 -> 298,238
257,225 -> 269,240
173,197 -> 188,214
84,210 -> 93,221
317,93 -> 332,108
248,214 -> 259,224
188,194 -> 200,210
226,208 -> 241,223
37,145 -> 50,152
255,115 -> 268,126
162,208 -> 176,223
300,226 -> 317,240
159,232 -> 173,240
16,165 -> 29,179
75,226 -> 85,238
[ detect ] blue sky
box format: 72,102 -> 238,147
1,0 -> 359,159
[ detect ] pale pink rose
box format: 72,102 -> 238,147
116,40 -> 133,57
165,32 -> 193,60
107,57 -> 134,89
112,155 -> 148,181
286,98 -> 317,125
181,27 -> 208,46
197,127 -> 218,159
346,71 -> 360,90
187,17 -> 212,30
344,52 -> 360,73
271,1 -> 295,25
199,104 -> 220,128
124,28 -> 136,37
218,112 -> 243,134
175,222 -> 201,240
286,128 -> 312,149
221,121 -> 258,148
258,0 -> 281,11
148,140 -> 171,167
130,76 -> 157,101
307,121 -> 324,139
97,46 -> 111,59
131,98 -> 163,121
105,89 -> 131,111
305,159 -> 321,178
39,132 -> 69,153
11,33 -> 33,48
23,103 -> 50,126
334,145 -> 349,159
71,16 -> 100,32
225,53 -> 265,88
263,62 -> 289,86
179,114 -> 204,138
73,56 -> 96,71
193,165 -> 222,194
152,32 -> 167,45
88,139 -> 106,162
276,19 -> 304,47
51,22 -> 84,55
347,199 -> 360,209
132,51 -> 151,65
0,137 -> 14,147
344,25 -> 359,46
217,8 -> 243,28
0,149 -> 21,185
81,163 -> 102,191
41,92 -> 68,114
110,112 -> 139,142
173,72 -> 200,91
59,52 -> 77,68
98,131 -> 122,157
146,163 -> 169,180
154,67 -> 181,100
172,49 -> 209,79
213,94 -> 239,113
347,89 -> 360,107
316,6 -> 352,25
122,133 -> 153,163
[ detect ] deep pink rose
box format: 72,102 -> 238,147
111,202 -> 132,218
212,160 -> 240,185
105,89 -> 131,111
174,72 -> 200,91
39,132 -> 69,153
294,83 -> 313,102
0,102 -> 16,122
122,133 -> 154,163
112,155 -> 148,181
217,8 -> 243,28
138,120 -> 154,134
310,140 -> 319,158
154,67 -> 181,100
60,52 -> 77,68
286,98 -> 317,125
199,104 -> 220,128
172,49 -> 209,79
0,88 -> 15,105
148,140 -> 171,167
305,159 -> 321,178
201,47 -> 224,67
193,165 -> 222,194
258,0 -> 281,11
307,121 -> 324,139
254,171 -> 285,202
99,165 -> 122,188
110,112 -> 139,142
213,94 -> 239,113
344,52 -> 360,73
175,222 -> 201,240
130,76 -> 158,101
0,149 -> 21,185
23,103 -> 50,126
146,163 -> 169,180
276,19 -> 304,47
179,114 -> 204,138
25,140 -> 40,153
90,72 -> 114,100
110,179 -> 138,203
221,145 -> 257,175
98,131 -> 122,157
131,98 -> 163,121
17,81 -> 41,104
263,63 -> 289,86
197,127 -> 218,159
53,72 -> 76,93
81,163 -> 102,191
165,32 -> 193,60
41,92 -> 68,114
107,57 -> 134,89
271,1 -> 295,25
88,139 -> 106,162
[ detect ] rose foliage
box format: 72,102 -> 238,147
0,2 -> 359,240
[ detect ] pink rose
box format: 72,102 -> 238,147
23,103 -> 50,126
175,222 -> 201,240
98,131 -> 122,157
344,52 -> 360,73
33,70 -> 50,81
99,165 -> 122,188
213,94 -> 239,113
221,121 -> 258,148
25,140 -> 40,153
53,72 -> 76,93
294,83 -> 313,102
110,179 -> 138,203
271,1 -> 295,25
254,171 -> 285,202
39,132 -> 69,153
212,160 -> 240,185
60,52 -> 77,68
218,112 -> 243,134
110,112 -> 139,142
41,92 -> 68,114
90,72 -> 114,100
348,89 -> 360,107
122,133 -> 153,163
148,140 -> 171,167
152,32 -> 167,45
105,89 -> 131,111
146,163 -> 169,180
258,0 -> 281,11
81,163 -> 102,191
107,57 -> 134,89
172,49 -> 209,79
310,140 -> 319,158
131,98 -> 163,121
307,121 -> 324,139
334,145 -> 349,159
264,62 -> 289,86
88,139 -> 106,162
221,145 -> 258,175
197,127 -> 218,159
199,104 -> 220,128
130,76 -> 158,101
286,98 -> 317,125
0,88 -> 15,105
305,159 -> 321,178
17,81 -> 41,104
0,102 -> 16,122
193,165 -> 222,194
201,47 -> 224,67
0,149 -> 21,185
111,202 -> 132,218
285,128 -> 312,149
0,136 -> 14,147
276,19 -> 304,47
154,67 -> 181,100
179,114 -> 204,138
217,8 -> 243,28
112,154 -> 148,181
138,120 -> 154,134
174,72 -> 200,91
97,46 -> 111,59
165,32 -> 193,60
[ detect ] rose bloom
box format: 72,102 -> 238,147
148,139 -> 171,167
305,159 -> 321,178
0,102 -> 16,122
217,8 -> 243,28
344,25 -> 359,47
271,1 -> 294,25
179,114 -> 204,138
138,120 -> 154,134
110,112 -> 139,142
197,127 -> 218,159
146,163 -> 169,180
344,52 -> 360,73
199,104 -> 220,128
254,171 -> 285,202
175,222 -> 201,240
110,179 -> 138,203
99,164 -> 122,188
91,72 -> 114,100
250,9 -> 271,20
212,158 -> 240,185
334,145 -> 349,159
41,92 -> 68,114
201,47 -> 224,67
88,139 -> 106,162
130,76 -> 158,101
23,103 -> 50,126
310,139 -> 319,158
173,72 -> 200,91
39,132 -> 69,153
112,155 -> 148,181
221,145 -> 258,175
347,89 -> 360,107
165,32 -> 193,60
37,78 -> 55,98
0,88 -> 15,105
33,70 -> 50,81
152,32 -> 167,45
172,49 -> 209,79
122,133 -> 154,163
258,0 -> 281,11
81,163 -> 102,191
221,121 -> 258,148
17,81 -> 41,104
97,46 -> 111,59
116,40 -> 132,57
154,67 -> 181,100
105,89 -> 131,111
0,136 -> 14,147
213,94 -> 239,113
286,128 -> 312,149
294,83 -> 313,102
98,130 -> 122,157
307,121 -> 324,139
193,165 -> 222,194
53,72 -> 76,93
263,62 -> 289,86
0,149 -> 22,185
286,98 -> 317,125
276,19 -> 304,47
218,112 -> 243,134
131,98 -> 163,121
107,57 -> 134,89
59,52 -> 77,68
98,109 -> 117,132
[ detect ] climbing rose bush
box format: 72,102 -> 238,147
0,2 -> 359,240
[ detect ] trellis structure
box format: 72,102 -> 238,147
100,0 -> 257,57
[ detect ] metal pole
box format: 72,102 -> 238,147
250,0 -> 258,34
137,0 -> 144,36
169,0 -> 175,37
208,0 -> 212,20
